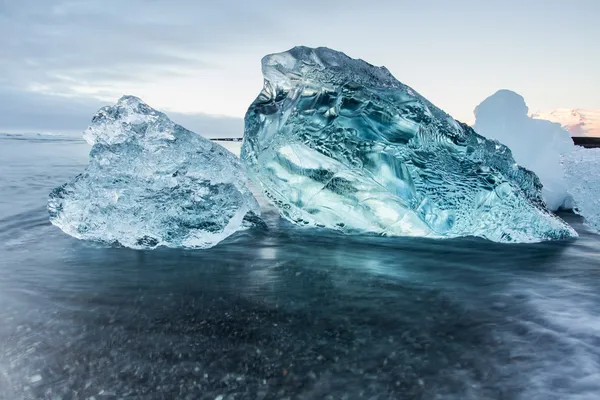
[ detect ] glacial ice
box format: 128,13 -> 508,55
473,90 -> 574,211
241,46 -> 576,243
562,146 -> 600,233
48,96 -> 261,249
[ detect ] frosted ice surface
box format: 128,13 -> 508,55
49,96 -> 261,249
241,47 -> 576,243
562,146 -> 600,233
473,90 -> 574,211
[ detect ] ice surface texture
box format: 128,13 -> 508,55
562,147 -> 600,233
49,96 -> 261,249
473,90 -> 574,211
241,47 -> 576,243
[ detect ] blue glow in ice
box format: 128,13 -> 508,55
241,47 -> 576,243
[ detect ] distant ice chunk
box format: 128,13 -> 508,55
241,47 -> 576,243
473,90 -> 574,211
562,146 -> 600,233
48,96 -> 261,249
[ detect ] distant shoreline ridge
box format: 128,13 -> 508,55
211,138 -> 243,141
1,134 -> 598,148
572,137 -> 600,148
210,137 -> 600,148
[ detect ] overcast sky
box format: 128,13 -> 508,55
1,0 -> 598,137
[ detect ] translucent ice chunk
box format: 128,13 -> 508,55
473,90 -> 574,211
562,146 -> 600,233
49,96 -> 261,249
241,46 -> 576,243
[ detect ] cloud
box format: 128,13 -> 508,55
2,0 -> 600,133
0,87 -> 104,134
0,87 -> 243,138
0,0 -> 276,90
0,0 -> 420,133
0,0 -> 282,134
168,112 -> 243,139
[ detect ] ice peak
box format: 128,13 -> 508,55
112,95 -> 166,121
474,90 -> 529,120
114,95 -> 155,112
261,46 -> 399,90
118,94 -> 144,104
84,96 -> 174,146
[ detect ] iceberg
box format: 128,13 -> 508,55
48,96 -> 261,249
562,147 -> 600,233
473,90 -> 574,211
241,46 -> 576,243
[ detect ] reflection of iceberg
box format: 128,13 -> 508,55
473,90 -> 574,211
562,147 -> 600,233
48,96 -> 261,249
241,46 -> 576,243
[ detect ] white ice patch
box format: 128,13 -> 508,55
473,90 -> 574,211
562,146 -> 600,233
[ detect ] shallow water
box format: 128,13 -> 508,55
1,134 -> 600,400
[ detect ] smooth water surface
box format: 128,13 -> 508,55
1,134 -> 600,400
